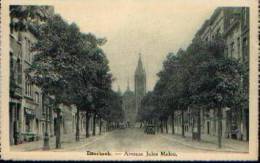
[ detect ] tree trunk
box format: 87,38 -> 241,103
99,116 -> 102,135
42,93 -> 50,150
192,114 -> 195,133
160,119 -> 163,133
171,112 -> 175,134
106,122 -> 109,131
198,109 -> 201,141
181,109 -> 185,137
56,109 -> 61,149
76,108 -> 80,141
165,119 -> 168,134
85,112 -> 89,138
104,121 -> 107,132
217,108 -> 222,148
157,120 -> 159,133
93,113 -> 96,136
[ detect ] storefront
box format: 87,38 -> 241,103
22,107 -> 37,142
24,108 -> 35,132
9,101 -> 22,145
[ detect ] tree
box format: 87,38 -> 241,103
158,52 -> 180,135
89,48 -> 112,135
105,91 -> 124,130
139,92 -> 157,123
154,51 -> 188,137
187,38 -> 244,146
61,31 -> 110,140
28,14 -> 87,147
139,35 -> 244,148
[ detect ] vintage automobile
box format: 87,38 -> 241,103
145,124 -> 156,135
119,122 -> 126,129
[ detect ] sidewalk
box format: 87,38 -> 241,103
160,132 -> 249,153
10,132 -> 108,152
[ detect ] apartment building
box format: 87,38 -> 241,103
9,6 -> 79,145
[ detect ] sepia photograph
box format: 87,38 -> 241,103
0,0 -> 258,161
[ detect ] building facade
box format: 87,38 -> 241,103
122,80 -> 136,126
135,53 -> 147,116
121,54 -> 147,126
9,6 -> 78,145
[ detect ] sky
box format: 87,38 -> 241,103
53,0 -> 216,92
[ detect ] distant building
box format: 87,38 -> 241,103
122,53 -> 147,126
122,79 -> 135,126
135,53 -> 147,116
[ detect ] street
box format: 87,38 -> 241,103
11,128 -> 248,153
66,128 -> 204,152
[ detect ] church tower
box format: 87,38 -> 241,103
135,53 -> 146,114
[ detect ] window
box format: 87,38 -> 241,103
42,123 -> 45,135
18,32 -> 22,42
10,25 -> 14,34
17,59 -> 22,84
10,52 -> 14,77
28,39 -> 31,62
237,37 -> 240,59
216,28 -> 220,36
35,92 -> 39,103
25,115 -> 32,132
230,17 -> 235,24
242,37 -> 248,62
42,104 -> 45,115
243,8 -> 248,26
24,37 -> 32,63
230,42 -> 234,58
25,76 -> 32,97
225,46 -> 229,57
24,38 -> 28,61
25,81 -> 28,95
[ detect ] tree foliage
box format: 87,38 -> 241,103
139,37 -> 246,143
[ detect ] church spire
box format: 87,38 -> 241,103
135,53 -> 145,75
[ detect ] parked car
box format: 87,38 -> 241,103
119,122 -> 126,129
145,124 -> 156,135
231,128 -> 240,139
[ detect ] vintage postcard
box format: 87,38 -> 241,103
0,0 -> 258,161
